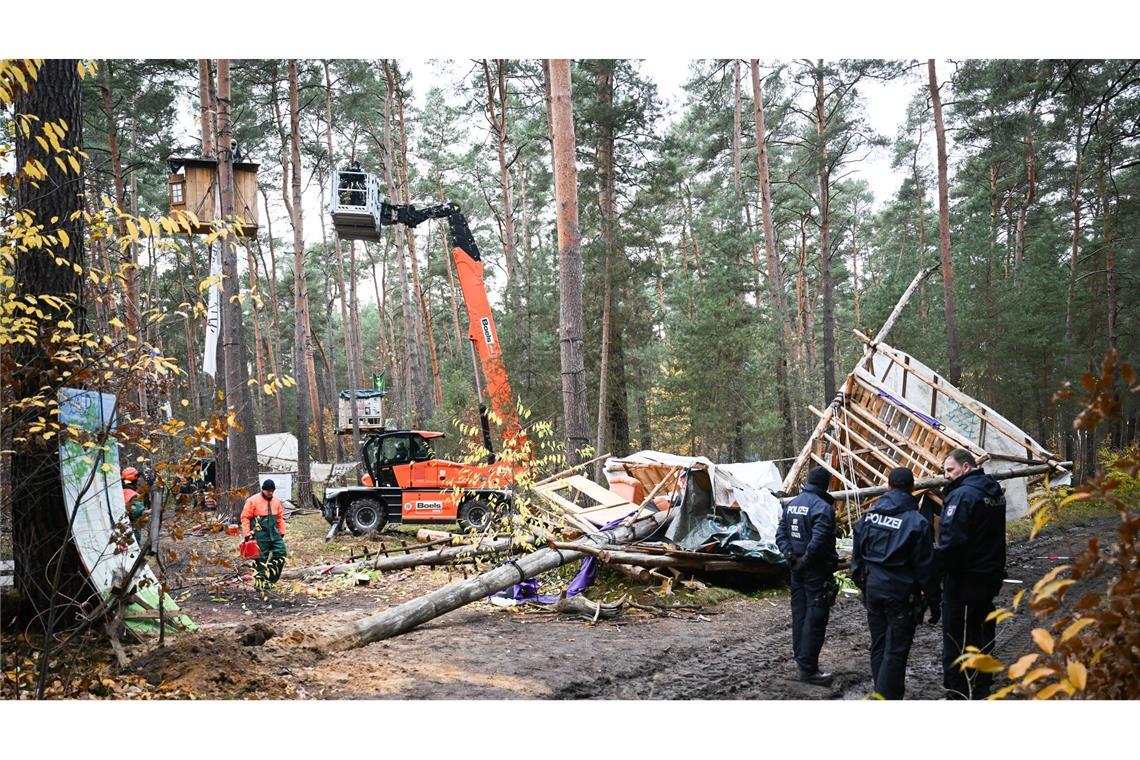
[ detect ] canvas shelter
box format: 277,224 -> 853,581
602,451 -> 785,562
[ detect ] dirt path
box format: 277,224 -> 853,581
129,515 -> 1117,699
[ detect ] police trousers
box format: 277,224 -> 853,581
866,598 -> 918,699
942,573 -> 1001,700
790,568 -> 833,674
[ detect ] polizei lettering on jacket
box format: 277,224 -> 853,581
787,505 -> 810,515
865,512 -> 903,530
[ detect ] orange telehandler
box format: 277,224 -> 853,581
321,193 -> 526,536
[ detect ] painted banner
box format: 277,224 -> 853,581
202,259 -> 221,377
58,388 -> 194,635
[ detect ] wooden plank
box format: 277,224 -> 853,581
809,452 -> 858,490
839,399 -> 939,472
851,368 -> 982,455
782,398 -> 839,492
559,475 -> 631,507
821,430 -> 887,483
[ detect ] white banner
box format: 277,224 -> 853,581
202,258 -> 221,377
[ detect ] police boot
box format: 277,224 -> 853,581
798,669 -> 834,686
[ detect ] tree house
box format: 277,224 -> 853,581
329,168 -> 384,242
167,156 -> 259,236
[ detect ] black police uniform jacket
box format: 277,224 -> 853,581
851,489 -> 936,604
939,468 -> 1006,580
776,483 -> 838,572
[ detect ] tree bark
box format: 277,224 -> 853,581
928,59 -> 962,386
216,60 -> 259,515
548,60 -> 590,466
9,59 -> 89,621
287,60 -> 313,509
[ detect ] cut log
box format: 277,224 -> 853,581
322,511 -> 669,651
416,528 -> 454,543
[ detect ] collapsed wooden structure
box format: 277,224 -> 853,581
782,332 -> 1072,530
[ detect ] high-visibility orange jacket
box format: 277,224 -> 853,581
241,493 -> 286,537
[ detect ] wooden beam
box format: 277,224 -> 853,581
778,462 -> 1072,505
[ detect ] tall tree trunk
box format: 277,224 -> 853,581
1099,153 -> 1117,356
815,61 -> 836,403
438,175 -> 465,356
548,59 -> 589,466
928,59 -> 962,385
751,60 -> 797,457
911,131 -> 928,318
1066,121 -> 1083,343
483,59 -> 522,314
323,60 -> 360,456
9,59 -> 88,622
734,61 -> 762,297
594,61 -> 615,475
216,60 -> 259,515
287,59 -> 313,509
381,60 -> 432,425
197,59 -> 215,158
394,78 -> 442,406
98,61 -> 129,344
245,242 -> 271,432
257,189 -> 287,432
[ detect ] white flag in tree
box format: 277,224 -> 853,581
203,259 -> 221,377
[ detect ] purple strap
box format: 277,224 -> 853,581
876,390 -> 943,429
497,514 -> 629,605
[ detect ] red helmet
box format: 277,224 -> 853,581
121,467 -> 139,482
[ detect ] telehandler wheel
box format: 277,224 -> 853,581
345,498 -> 386,536
457,498 -> 492,532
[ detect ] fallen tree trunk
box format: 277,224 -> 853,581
282,536 -> 524,580
322,511 -> 670,651
555,543 -> 783,576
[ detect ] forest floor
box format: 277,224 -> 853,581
2,503 -> 1124,700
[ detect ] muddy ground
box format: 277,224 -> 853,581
119,511 -> 1115,700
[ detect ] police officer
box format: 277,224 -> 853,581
851,467 -> 936,699
938,448 -> 1006,700
776,466 -> 838,686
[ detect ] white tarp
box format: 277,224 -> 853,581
868,346 -> 1071,518
255,432 -> 298,472
604,450 -> 783,548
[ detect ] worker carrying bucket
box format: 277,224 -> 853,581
241,479 -> 288,598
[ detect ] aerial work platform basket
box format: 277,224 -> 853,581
330,168 -> 384,242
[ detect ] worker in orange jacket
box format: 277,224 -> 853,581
241,479 -> 288,595
121,467 -> 146,546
